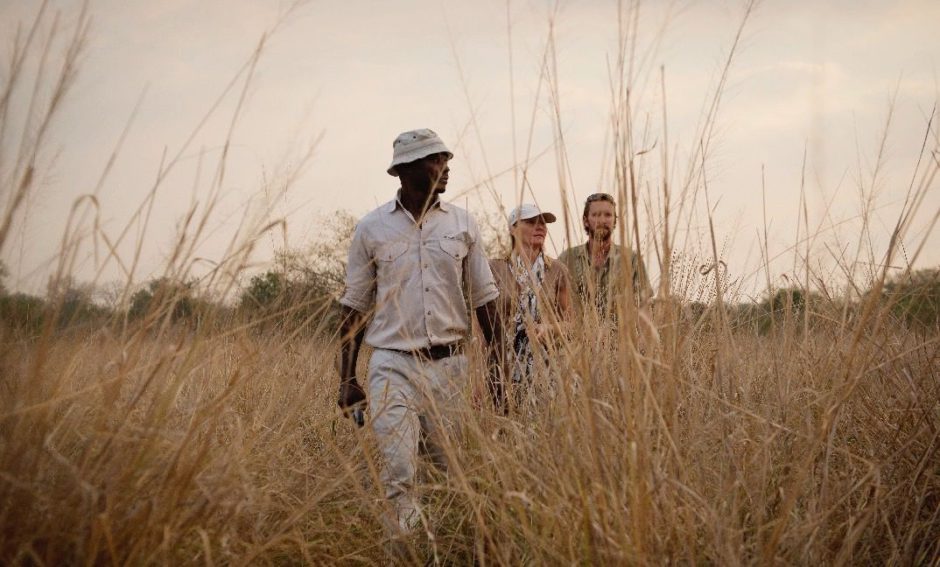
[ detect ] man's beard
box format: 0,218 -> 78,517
589,226 -> 612,241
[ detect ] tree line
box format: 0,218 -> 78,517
1,211 -> 938,339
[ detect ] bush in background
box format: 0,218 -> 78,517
237,212 -> 356,336
127,277 -> 217,328
883,268 -> 940,330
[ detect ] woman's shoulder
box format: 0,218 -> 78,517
488,257 -> 511,279
543,255 -> 571,281
543,255 -> 568,272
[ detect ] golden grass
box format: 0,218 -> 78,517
1,304 -> 938,564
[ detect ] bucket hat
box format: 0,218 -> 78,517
387,129 -> 453,176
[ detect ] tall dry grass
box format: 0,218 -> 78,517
2,1 -> 939,565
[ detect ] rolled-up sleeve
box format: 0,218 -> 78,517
339,223 -> 375,313
465,216 -> 499,308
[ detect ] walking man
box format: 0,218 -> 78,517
558,192 -> 653,321
336,129 -> 499,539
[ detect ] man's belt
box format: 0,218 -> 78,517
391,342 -> 463,360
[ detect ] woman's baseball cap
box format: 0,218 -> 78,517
387,129 -> 453,176
508,203 -> 557,227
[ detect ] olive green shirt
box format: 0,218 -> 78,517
557,242 -> 652,318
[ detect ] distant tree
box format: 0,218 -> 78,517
238,211 -> 357,334
0,263 -> 42,335
729,286 -> 828,335
0,292 -> 45,336
94,280 -> 129,311
128,277 -> 205,326
1,274 -> 113,335
241,270 -> 283,310
882,268 -> 940,330
769,287 -> 806,313
302,210 -> 358,290
238,253 -> 342,334
46,275 -> 109,328
127,284 -> 156,320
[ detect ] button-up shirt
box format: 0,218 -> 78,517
558,242 -> 652,317
340,193 -> 499,351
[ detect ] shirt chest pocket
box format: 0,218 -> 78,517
376,240 -> 408,263
438,234 -> 469,260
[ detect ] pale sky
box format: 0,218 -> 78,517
2,0 -> 938,299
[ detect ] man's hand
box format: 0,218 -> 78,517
338,378 -> 366,410
337,305 -> 368,426
338,378 -> 367,426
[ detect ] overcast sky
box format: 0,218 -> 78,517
2,0 -> 938,298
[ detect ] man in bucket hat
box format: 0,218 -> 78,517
336,129 -> 500,544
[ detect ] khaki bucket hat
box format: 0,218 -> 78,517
387,129 -> 453,176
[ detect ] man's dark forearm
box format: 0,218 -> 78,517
338,305 -> 367,380
476,299 -> 507,411
474,300 -> 499,348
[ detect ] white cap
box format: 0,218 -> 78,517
507,203 -> 557,227
387,129 -> 453,176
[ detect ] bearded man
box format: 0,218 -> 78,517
558,192 -> 653,320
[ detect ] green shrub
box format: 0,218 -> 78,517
0,292 -> 46,336
726,287 -> 829,335
883,268 -> 940,330
128,277 -> 213,327
238,267 -> 341,335
238,213 -> 355,335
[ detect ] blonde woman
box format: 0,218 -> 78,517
488,204 -> 571,409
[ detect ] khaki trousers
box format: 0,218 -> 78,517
368,348 -> 466,536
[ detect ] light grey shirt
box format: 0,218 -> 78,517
340,193 -> 499,351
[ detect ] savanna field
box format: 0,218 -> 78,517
2,1 -> 940,564
2,282 -> 939,564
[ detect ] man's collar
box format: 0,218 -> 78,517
583,240 -> 621,258
389,189 -> 449,213
606,241 -> 622,258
